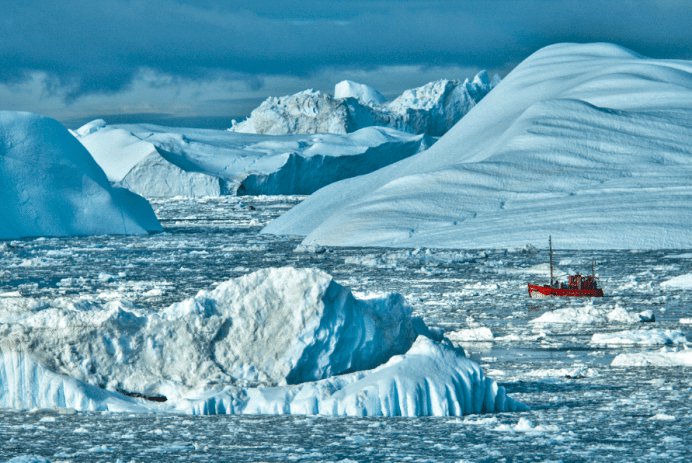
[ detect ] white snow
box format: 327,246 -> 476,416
590,329 -> 687,346
231,72 -> 497,136
75,123 -> 430,198
530,303 -> 647,325
334,80 -> 386,106
611,348 -> 692,367
0,268 -> 523,416
264,43 -> 692,249
660,273 -> 692,289
0,111 -> 161,239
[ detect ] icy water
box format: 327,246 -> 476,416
1,196 -> 690,462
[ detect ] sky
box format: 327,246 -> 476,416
1,0 -> 691,128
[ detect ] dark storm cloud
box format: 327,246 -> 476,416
1,0 -> 691,100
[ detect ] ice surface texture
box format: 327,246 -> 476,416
231,72 -> 497,136
76,125 -> 431,198
265,43 -> 692,249
0,112 -> 161,239
0,268 -> 522,416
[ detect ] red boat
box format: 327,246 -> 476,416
528,236 -> 604,298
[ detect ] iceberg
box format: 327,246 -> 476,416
0,268 -> 523,416
264,43 -> 692,249
231,72 -> 497,136
75,124 -> 431,199
0,111 -> 161,240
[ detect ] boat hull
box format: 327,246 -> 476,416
528,284 -> 604,298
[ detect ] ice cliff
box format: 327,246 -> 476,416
230,71 -> 498,136
264,43 -> 692,249
0,111 -> 161,239
75,124 -> 431,199
0,267 -> 523,416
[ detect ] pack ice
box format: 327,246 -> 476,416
230,72 -> 498,136
0,111 -> 161,239
0,268 -> 523,416
264,43 -> 692,249
75,123 -> 431,199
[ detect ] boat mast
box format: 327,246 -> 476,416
549,235 -> 554,286
592,260 -> 595,278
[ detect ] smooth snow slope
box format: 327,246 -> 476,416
0,112 -> 161,239
0,268 -> 522,416
76,124 -> 431,198
264,43 -> 692,249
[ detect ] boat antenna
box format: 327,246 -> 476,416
549,235 -> 554,286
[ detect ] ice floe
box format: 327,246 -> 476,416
530,303 -> 648,325
611,348 -> 692,367
0,111 -> 161,240
446,327 -> 494,343
590,329 -> 687,346
660,273 -> 692,290
0,268 -> 523,416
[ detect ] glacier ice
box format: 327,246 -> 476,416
231,72 -> 498,136
0,111 -> 161,239
0,267 -> 523,416
75,124 -> 431,199
264,43 -> 692,249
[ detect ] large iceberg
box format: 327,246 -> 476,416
0,111 -> 161,239
264,43 -> 692,249
0,268 -> 523,416
75,124 -> 431,199
230,72 -> 498,136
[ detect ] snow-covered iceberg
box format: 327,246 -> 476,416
0,111 -> 161,240
231,72 -> 498,136
75,123 -> 431,199
264,43 -> 692,249
0,268 -> 523,416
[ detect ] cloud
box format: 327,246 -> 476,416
1,0 -> 690,120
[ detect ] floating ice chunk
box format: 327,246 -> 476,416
447,327 -> 494,343
611,348 -> 692,367
680,318 -> 692,325
591,329 -> 687,346
530,303 -> 645,325
661,273 -> 692,289
494,417 -> 560,433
